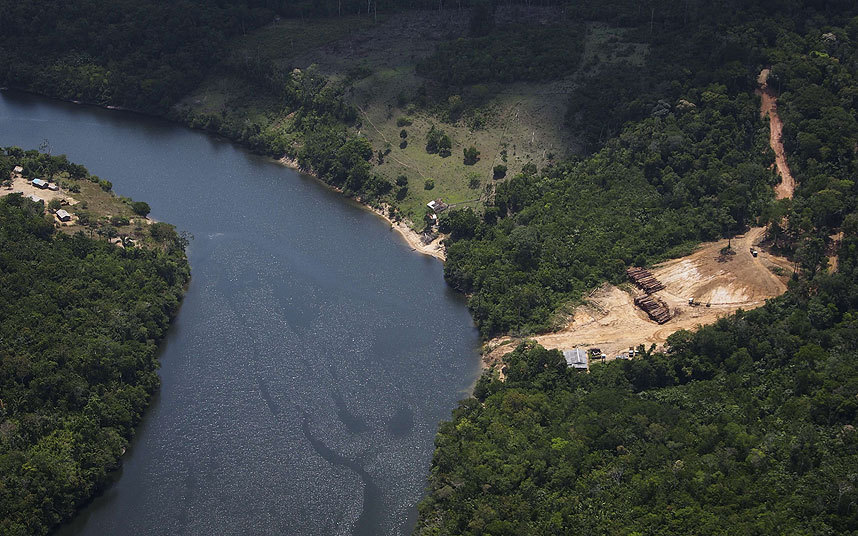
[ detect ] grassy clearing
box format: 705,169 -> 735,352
36,172 -> 159,244
179,8 -> 648,229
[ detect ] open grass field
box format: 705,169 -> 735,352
179,7 -> 648,228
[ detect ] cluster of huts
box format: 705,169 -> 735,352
31,177 -> 59,191
425,198 -> 449,225
562,346 -> 640,370
10,167 -> 72,222
13,166 -> 60,192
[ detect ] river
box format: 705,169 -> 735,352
0,91 -> 481,536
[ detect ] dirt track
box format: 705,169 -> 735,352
757,69 -> 795,200
485,228 -> 793,365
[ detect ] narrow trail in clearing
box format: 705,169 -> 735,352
756,68 -> 796,199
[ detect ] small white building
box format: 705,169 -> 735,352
47,183 -> 59,191
56,209 -> 71,222
13,165 -> 23,174
562,348 -> 589,370
28,194 -> 43,204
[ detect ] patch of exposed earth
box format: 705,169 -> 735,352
484,227 -> 794,367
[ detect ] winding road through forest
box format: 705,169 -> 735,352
757,68 -> 796,199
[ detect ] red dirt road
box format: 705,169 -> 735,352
757,68 -> 795,200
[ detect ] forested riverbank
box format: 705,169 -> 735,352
0,153 -> 190,535
2,1 -> 858,534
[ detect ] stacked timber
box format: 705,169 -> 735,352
634,295 -> 672,324
627,267 -> 665,293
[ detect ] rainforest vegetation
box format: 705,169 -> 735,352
416,24 -> 585,86
443,91 -> 775,337
415,6 -> 858,535
415,253 -> 858,534
0,156 -> 190,535
440,6 -> 858,337
2,0 -> 858,534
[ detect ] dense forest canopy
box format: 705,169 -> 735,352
2,0 -> 851,114
443,89 -> 775,336
2,0 -> 858,534
415,6 -> 858,535
0,0 -> 278,111
415,248 -> 858,534
416,24 -> 585,85
0,155 -> 189,535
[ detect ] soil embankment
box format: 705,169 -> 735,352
484,228 -> 793,367
757,68 -> 795,199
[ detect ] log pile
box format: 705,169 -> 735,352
633,295 -> 672,324
627,267 -> 665,293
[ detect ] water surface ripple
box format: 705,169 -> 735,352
0,92 -> 480,536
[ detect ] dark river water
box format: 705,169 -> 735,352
0,91 -> 481,536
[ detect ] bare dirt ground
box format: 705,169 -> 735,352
484,228 -> 794,367
829,231 -> 844,273
757,68 -> 795,200
3,175 -> 78,205
3,173 -> 158,239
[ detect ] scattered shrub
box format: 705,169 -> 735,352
468,173 -> 481,189
131,201 -> 151,217
464,146 -> 480,165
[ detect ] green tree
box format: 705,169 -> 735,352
131,201 -> 151,217
438,134 -> 452,157
463,146 -> 480,165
